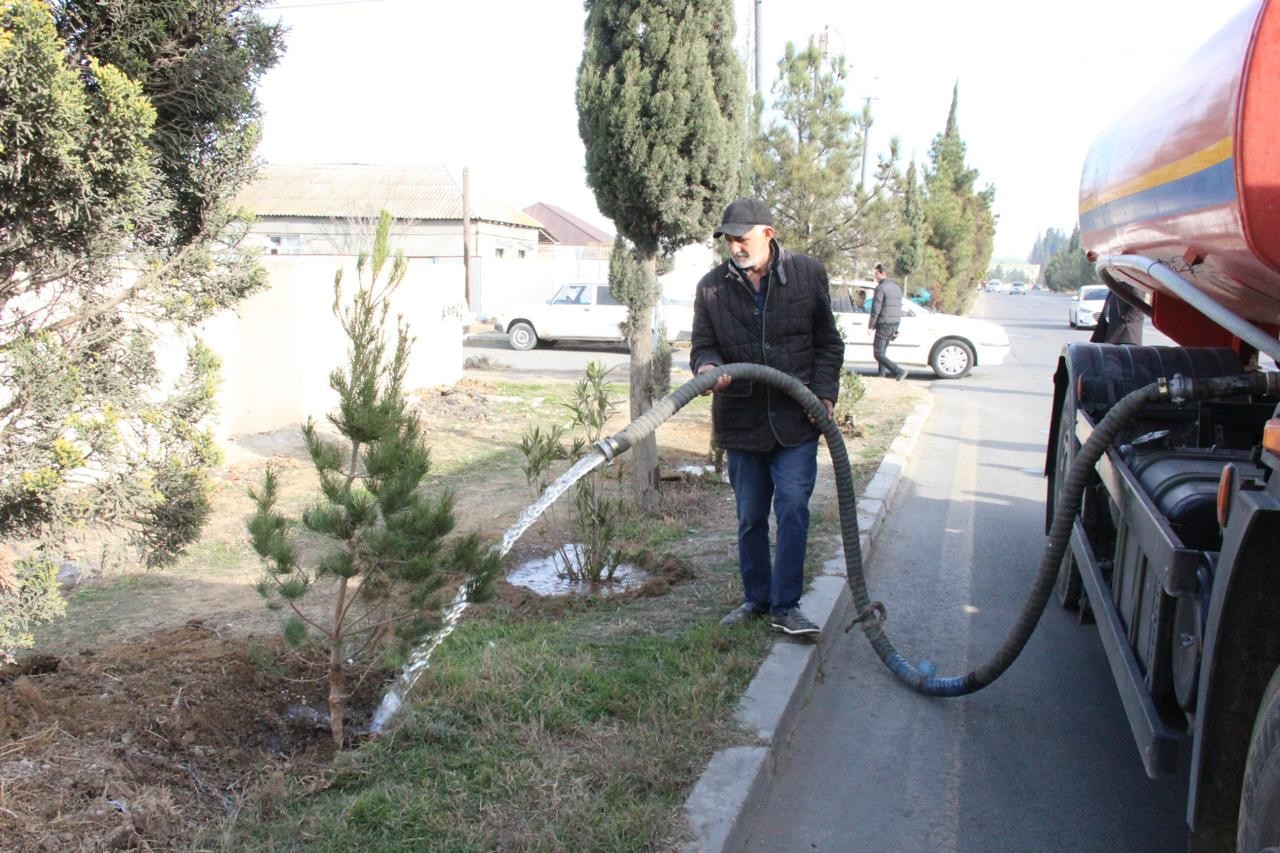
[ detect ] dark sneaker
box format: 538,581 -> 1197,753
771,607 -> 820,636
720,603 -> 765,626
895,368 -> 908,382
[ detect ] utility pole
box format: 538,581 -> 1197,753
754,0 -> 763,97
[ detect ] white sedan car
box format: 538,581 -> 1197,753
1069,284 -> 1109,329
834,297 -> 1010,379
495,284 -> 689,350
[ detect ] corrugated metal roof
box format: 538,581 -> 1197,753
523,202 -> 614,247
238,164 -> 543,228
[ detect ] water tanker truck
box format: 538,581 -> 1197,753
1045,0 -> 1280,847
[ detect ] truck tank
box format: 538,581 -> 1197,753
1078,0 -> 1280,347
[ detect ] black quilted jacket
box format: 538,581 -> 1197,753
690,241 -> 844,451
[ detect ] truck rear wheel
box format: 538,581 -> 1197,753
1051,389 -> 1083,608
1238,666 -> 1280,851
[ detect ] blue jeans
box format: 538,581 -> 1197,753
726,439 -> 818,615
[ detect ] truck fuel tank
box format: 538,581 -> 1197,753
1119,430 -> 1263,553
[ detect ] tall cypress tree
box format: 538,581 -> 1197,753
893,159 -> 924,283
577,0 -> 744,512
921,83 -> 995,312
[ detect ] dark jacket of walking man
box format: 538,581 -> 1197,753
690,199 -> 845,637
869,263 -> 907,380
1090,290 -> 1144,345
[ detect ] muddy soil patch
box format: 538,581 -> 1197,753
0,621 -> 388,851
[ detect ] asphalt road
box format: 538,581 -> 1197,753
737,291 -> 1190,852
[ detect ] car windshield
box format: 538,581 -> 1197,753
552,285 -> 594,305
1080,286 -> 1108,301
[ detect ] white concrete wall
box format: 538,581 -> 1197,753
165,255 -> 465,441
249,216 -> 551,322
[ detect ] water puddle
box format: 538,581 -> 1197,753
506,544 -> 647,597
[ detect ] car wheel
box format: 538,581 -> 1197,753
507,321 -> 538,351
930,338 -> 974,379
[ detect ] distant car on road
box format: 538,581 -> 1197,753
1069,284 -> 1109,329
495,284 -> 689,350
496,283 -> 625,350
1009,282 -> 1028,295
986,279 -> 1003,293
832,288 -> 1010,379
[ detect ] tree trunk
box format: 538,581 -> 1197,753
629,255 -> 661,513
328,577 -> 348,746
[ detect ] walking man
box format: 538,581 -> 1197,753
869,263 -> 907,380
691,199 -> 845,637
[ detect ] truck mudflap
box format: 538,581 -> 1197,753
1186,468 -> 1280,843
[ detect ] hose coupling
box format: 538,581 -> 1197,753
595,436 -> 623,464
1164,374 -> 1188,404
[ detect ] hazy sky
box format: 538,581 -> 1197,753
255,0 -> 1250,261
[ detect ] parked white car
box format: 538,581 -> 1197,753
495,284 -> 689,350
657,296 -> 695,341
833,294 -> 1010,379
1069,284 -> 1109,329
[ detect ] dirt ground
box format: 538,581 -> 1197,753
0,369 -> 924,850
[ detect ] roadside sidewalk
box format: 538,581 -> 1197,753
682,390 -> 936,852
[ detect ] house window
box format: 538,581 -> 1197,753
495,247 -> 505,259
267,234 -> 300,255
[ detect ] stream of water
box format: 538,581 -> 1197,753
369,449 -> 607,733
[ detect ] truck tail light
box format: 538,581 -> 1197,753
1264,418 -> 1280,455
1217,463 -> 1236,529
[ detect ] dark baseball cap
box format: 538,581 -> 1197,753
714,198 -> 773,238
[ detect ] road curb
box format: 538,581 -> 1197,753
682,389 -> 936,852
